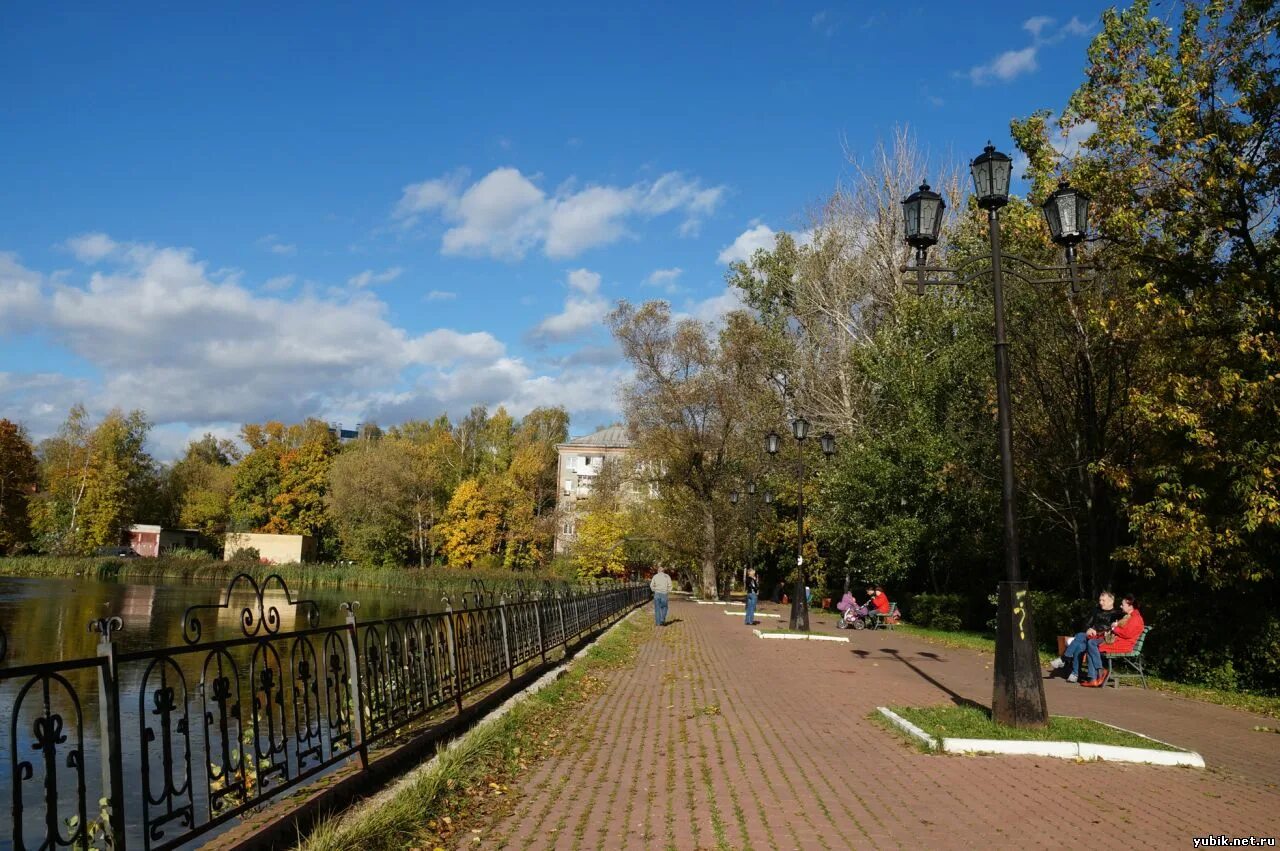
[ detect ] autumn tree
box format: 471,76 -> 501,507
611,301 -> 779,598
1031,0 -> 1280,589
31,405 -> 156,553
438,477 -> 503,567
0,419 -> 38,554
169,434 -> 240,539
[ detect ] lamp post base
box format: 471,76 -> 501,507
789,579 -> 809,631
991,580 -> 1048,728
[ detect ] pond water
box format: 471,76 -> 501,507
0,574 -> 453,665
0,573 -> 527,850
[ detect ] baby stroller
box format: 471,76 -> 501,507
835,592 -> 873,630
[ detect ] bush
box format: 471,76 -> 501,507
902,593 -> 967,631
227,546 -> 261,565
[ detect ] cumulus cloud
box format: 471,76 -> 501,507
393,167 -> 725,260
528,268 -> 609,344
66,233 -> 120,263
347,266 -> 404,288
717,224 -> 778,265
3,237 -> 638,450
0,253 -> 47,332
425,290 -> 456,301
1,238 -> 505,428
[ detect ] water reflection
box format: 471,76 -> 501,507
0,575 -> 449,664
0,574 -> 518,851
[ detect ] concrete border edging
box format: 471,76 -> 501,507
876,707 -> 1204,767
753,629 -> 849,643
877,707 -> 939,749
723,611 -> 781,618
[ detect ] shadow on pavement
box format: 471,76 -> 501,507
881,647 -> 988,711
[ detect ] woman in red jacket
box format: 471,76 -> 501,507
1081,595 -> 1144,687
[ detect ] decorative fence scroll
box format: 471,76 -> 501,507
1,578 -> 647,851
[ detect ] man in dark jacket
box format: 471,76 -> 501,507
1047,591 -> 1122,683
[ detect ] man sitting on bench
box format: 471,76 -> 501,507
1048,590 -> 1123,684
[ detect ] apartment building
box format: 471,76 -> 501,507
553,424 -> 631,554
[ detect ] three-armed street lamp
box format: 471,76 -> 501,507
900,143 -> 1092,728
766,419 -> 836,631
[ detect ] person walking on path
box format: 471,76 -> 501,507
744,568 -> 760,625
650,564 -> 672,626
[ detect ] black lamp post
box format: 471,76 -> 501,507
730,480 -> 763,594
766,419 -> 835,631
900,144 -> 1091,728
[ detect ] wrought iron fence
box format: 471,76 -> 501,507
1,574 -> 647,850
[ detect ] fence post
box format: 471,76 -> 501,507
556,592 -> 568,650
341,602 -> 369,770
534,595 -> 546,665
444,598 -> 464,714
91,617 -> 127,851
498,596 -> 513,681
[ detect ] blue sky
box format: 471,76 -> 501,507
0,1 -> 1118,458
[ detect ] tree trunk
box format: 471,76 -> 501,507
701,504 -> 718,599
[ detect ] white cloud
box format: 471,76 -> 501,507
5,236 -> 640,450
0,253 -> 47,333
645,267 -> 683,292
257,234 -> 297,256
8,236 -> 506,427
1062,16 -> 1092,36
348,266 -> 404,288
403,329 -> 505,363
676,288 -> 747,325
1023,16 -> 1055,38
1056,120 -> 1097,158
545,186 -> 636,258
65,233 -> 119,263
567,268 -> 601,294
425,290 -> 456,301
717,224 -> 777,265
393,167 -> 725,260
966,16 -> 1095,85
528,268 -> 608,344
968,46 -> 1039,84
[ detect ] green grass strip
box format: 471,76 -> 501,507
889,704 -> 1182,751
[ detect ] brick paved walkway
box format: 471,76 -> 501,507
474,598 -> 1280,849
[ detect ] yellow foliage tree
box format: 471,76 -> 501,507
438,477 -> 502,567
572,507 -> 628,580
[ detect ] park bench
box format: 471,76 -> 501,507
1100,626 -> 1152,689
870,602 -> 900,630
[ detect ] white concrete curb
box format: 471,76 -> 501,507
753,629 -> 849,643
875,706 -> 1204,767
723,610 -> 781,618
878,707 -> 939,749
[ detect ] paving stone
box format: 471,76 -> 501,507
474,599 -> 1280,849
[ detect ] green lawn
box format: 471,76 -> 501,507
889,704 -> 1182,751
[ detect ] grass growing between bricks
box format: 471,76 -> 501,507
888,704 -> 1182,751
296,615 -> 646,851
896,624 -> 1280,721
